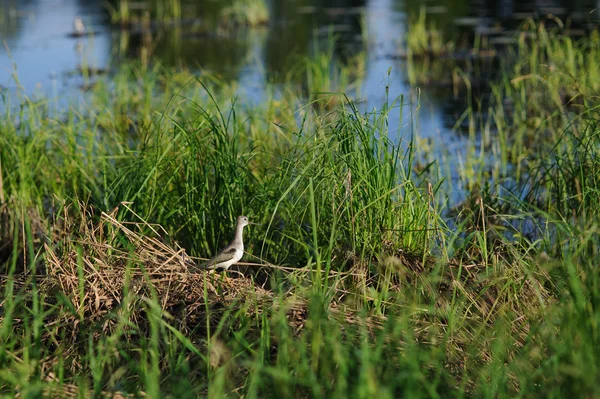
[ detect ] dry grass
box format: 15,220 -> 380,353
9,203 -> 276,335
1,201 -> 393,343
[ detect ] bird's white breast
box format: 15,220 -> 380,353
233,248 -> 243,263
219,249 -> 243,270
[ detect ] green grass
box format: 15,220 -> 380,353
1,19 -> 600,398
405,6 -> 455,58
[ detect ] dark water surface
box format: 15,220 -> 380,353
1,0 -> 599,199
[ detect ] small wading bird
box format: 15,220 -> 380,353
202,216 -> 256,271
73,16 -> 85,36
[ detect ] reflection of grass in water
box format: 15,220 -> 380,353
2,23 -> 600,397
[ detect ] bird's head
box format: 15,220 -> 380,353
237,215 -> 258,227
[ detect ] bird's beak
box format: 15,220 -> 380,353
247,222 -> 260,226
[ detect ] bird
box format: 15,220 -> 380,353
72,17 -> 85,36
202,215 -> 256,271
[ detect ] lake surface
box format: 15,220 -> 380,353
1,0 -> 599,200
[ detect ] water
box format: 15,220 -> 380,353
1,0 -> 598,202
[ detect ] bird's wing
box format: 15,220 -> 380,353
203,247 -> 238,268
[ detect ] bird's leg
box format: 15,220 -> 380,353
227,269 -> 246,279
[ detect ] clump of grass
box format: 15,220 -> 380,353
107,0 -> 182,25
0,201 -> 273,396
285,36 -> 366,110
405,6 -> 454,58
402,7 -> 496,90
489,19 -> 600,164
108,0 -> 270,31
218,0 -> 269,30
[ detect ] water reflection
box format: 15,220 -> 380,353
2,0 -> 597,95
0,0 -> 109,98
